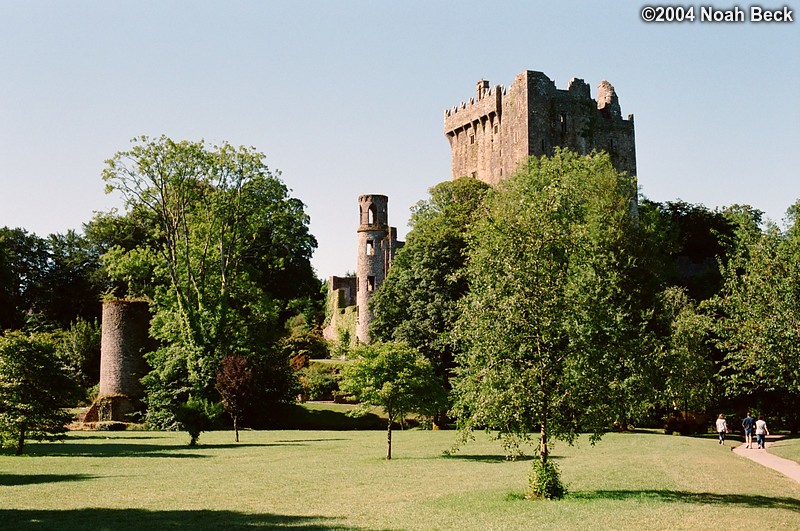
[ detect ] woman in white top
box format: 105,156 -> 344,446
755,415 -> 769,449
715,414 -> 728,445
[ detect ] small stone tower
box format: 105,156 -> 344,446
96,300 -> 151,421
356,195 -> 402,343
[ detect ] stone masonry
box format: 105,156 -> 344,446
323,195 -> 403,346
444,71 -> 636,185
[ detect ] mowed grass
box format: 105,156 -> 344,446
769,436 -> 800,464
1,429 -> 799,530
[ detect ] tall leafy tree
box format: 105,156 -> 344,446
0,228 -> 50,331
102,136 -> 318,427
715,200 -> 800,429
369,178 -> 489,399
0,331 -> 81,455
656,287 -> 716,416
451,150 -> 646,497
0,227 -> 106,332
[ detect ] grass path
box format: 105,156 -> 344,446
1,430 -> 799,530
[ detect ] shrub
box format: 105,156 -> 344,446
174,398 -> 223,446
527,460 -> 567,500
290,353 -> 310,371
298,363 -> 339,401
96,421 -> 127,431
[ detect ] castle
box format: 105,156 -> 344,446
445,71 -> 636,185
92,69 -> 637,422
324,70 -> 637,346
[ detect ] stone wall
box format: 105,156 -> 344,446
444,70 -> 636,185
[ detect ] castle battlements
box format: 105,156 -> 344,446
444,70 -> 636,185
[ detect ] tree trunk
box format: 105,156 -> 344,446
386,419 -> 393,460
234,415 -> 239,443
540,421 -> 548,464
16,423 -> 26,456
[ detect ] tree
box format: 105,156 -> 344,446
0,227 -> 106,333
339,342 -> 446,460
656,287 -> 716,416
714,200 -> 800,430
646,201 -> 735,301
102,136 -> 319,426
0,228 -> 50,331
215,354 -> 253,442
369,177 -> 489,421
55,317 -> 102,389
0,331 -> 81,455
450,150 -> 644,498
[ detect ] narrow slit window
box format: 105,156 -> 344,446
560,113 -> 567,133
367,276 -> 375,292
368,205 -> 376,224
366,240 -> 374,256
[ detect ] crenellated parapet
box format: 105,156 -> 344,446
444,81 -> 504,137
444,70 -> 636,186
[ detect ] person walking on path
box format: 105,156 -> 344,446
742,411 -> 755,449
715,414 -> 729,445
755,415 -> 770,449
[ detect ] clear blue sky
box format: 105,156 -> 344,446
1,1 -> 798,279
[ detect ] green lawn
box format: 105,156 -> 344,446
1,429 -> 799,530
769,436 -> 800,464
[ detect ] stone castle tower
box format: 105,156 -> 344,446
323,195 -> 403,346
444,71 -> 636,185
356,194 -> 402,343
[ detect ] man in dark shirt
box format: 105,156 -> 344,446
742,412 -> 755,449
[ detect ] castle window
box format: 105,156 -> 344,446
367,276 -> 375,292
368,204 -> 376,224
541,139 -> 545,152
471,172 -> 477,178
560,113 -> 568,133
366,240 -> 374,256
470,134 -> 475,145
494,124 -> 499,134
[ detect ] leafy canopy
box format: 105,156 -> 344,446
451,149 -> 646,464
339,342 -> 446,459
102,136 -> 317,427
0,331 -> 81,455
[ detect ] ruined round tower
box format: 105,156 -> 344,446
96,300 -> 151,421
356,195 -> 390,344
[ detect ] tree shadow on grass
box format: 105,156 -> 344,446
0,474 -> 97,486
0,509 -> 360,530
570,490 -> 800,512
19,441 -> 296,458
442,453 -> 538,463
66,434 -> 170,441
16,443 -> 209,458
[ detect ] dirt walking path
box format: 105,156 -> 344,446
732,436 -> 800,483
